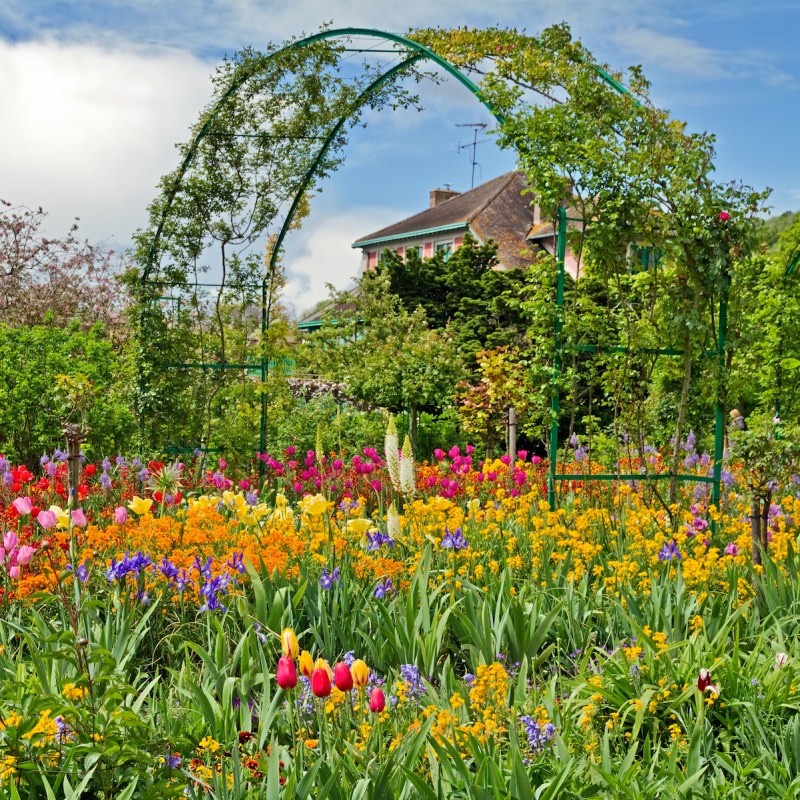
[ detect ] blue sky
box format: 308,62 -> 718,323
1,1 -> 798,313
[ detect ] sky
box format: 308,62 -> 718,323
1,1 -> 798,316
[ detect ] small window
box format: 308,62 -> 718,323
436,241 -> 453,261
629,245 -> 661,271
405,245 -> 424,261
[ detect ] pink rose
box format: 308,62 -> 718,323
719,211 -> 730,221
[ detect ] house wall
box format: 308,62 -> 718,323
359,226 -> 471,273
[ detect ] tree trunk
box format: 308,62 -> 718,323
409,406 -> 418,455
506,405 -> 517,464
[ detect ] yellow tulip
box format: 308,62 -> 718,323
350,659 -> 370,688
302,494 -> 330,516
347,518 -> 373,534
314,657 -> 333,681
298,650 -> 314,678
281,627 -> 299,659
128,496 -> 153,516
49,505 -> 70,530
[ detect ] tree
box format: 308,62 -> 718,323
298,270 -> 464,451
0,200 -> 127,339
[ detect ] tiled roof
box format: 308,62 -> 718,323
353,172 -> 536,270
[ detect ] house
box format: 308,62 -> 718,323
352,171 -> 581,278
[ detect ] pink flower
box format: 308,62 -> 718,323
71,509 -> 88,528
16,545 -> 35,566
719,211 -> 730,221
724,542 -> 738,557
369,688 -> 386,713
114,506 -> 128,525
12,497 -> 33,516
8,566 -> 19,580
3,532 -> 18,552
37,510 -> 58,530
448,446 -> 460,459
276,656 -> 298,690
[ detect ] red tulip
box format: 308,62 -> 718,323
334,662 -> 353,692
276,656 -> 298,690
697,668 -> 719,694
311,668 -> 332,698
369,688 -> 385,713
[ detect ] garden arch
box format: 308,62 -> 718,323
136,26 -> 733,506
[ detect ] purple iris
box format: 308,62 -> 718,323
373,578 -> 394,599
442,527 -> 468,550
657,540 -> 682,561
320,566 -> 340,590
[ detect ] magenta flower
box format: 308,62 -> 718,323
724,542 -> 738,557
719,211 -> 730,221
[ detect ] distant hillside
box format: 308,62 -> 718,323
757,210 -> 799,250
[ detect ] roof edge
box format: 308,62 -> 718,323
352,221 -> 468,249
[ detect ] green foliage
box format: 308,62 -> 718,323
0,322 -> 134,466
298,271 -> 464,417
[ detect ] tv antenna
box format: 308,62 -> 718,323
457,123 -> 488,189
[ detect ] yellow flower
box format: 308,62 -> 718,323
298,650 -> 314,678
314,657 -> 333,681
128,496 -> 153,516
302,494 -> 330,516
281,628 -> 299,659
48,505 -> 70,530
351,659 -> 370,688
62,683 -> 88,701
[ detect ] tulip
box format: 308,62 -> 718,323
369,688 -> 386,713
697,668 -> 720,694
298,650 -> 314,678
334,662 -> 354,692
281,627 -> 299,659
303,494 -> 329,516
114,506 -> 128,525
276,656 -> 298,690
351,659 -> 370,689
3,532 -> 18,552
311,668 -> 332,698
71,509 -> 88,528
314,658 -> 333,681
16,545 -> 35,566
776,652 -> 789,668
8,566 -> 19,580
37,510 -> 58,530
128,496 -> 153,516
11,497 -> 32,516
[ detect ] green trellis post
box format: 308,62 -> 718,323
546,208 -> 727,510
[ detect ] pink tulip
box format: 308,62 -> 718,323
369,688 -> 386,713
276,656 -> 298,690
3,532 -> 18,552
12,497 -> 33,515
71,509 -> 88,528
37,510 -> 58,530
114,506 -> 128,525
16,545 -> 35,566
8,566 -> 19,580
334,662 -> 354,692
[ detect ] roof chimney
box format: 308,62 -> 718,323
429,187 -> 460,208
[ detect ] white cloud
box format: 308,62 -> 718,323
281,207 -> 403,317
0,37 -> 212,245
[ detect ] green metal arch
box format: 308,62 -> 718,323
142,27 -> 507,283
142,26 -> 637,282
